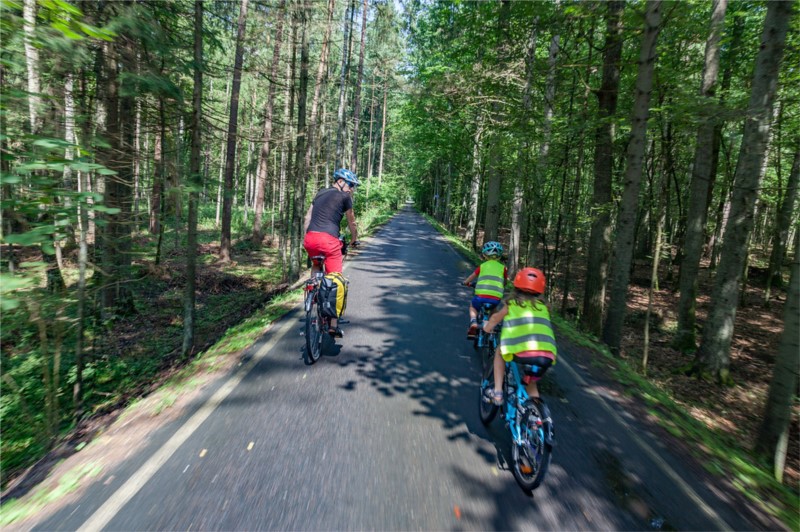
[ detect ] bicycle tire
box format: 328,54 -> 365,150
304,298 -> 323,365
511,400 -> 551,492
478,363 -> 499,424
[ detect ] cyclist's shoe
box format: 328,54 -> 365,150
328,326 -> 344,338
467,323 -> 479,339
483,388 -> 503,405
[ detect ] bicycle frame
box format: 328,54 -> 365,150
503,362 -> 542,446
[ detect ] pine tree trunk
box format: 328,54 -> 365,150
693,0 -> 793,384
377,81 -> 387,183
602,0 -> 662,353
305,0 -> 336,187
289,3 -> 310,280
219,0 -> 249,262
252,0 -> 286,244
581,0 -> 624,336
675,0 -> 728,352
335,0 -> 356,168
183,0 -> 204,357
350,0 -> 368,170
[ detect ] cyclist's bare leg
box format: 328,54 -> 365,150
525,381 -> 540,399
493,349 -> 505,394
469,305 -> 478,321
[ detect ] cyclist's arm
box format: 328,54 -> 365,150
463,272 -> 477,286
483,303 -> 507,332
303,204 -> 314,232
345,209 -> 358,242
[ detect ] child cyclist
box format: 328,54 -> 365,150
462,241 -> 507,339
481,267 -> 557,405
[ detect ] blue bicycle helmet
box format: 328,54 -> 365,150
333,168 -> 360,188
482,241 -> 503,257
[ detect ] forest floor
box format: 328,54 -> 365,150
1,214 -> 798,529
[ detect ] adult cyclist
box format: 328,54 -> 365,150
303,168 -> 360,337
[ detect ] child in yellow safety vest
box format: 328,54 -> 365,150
462,241 -> 508,339
481,267 -> 557,405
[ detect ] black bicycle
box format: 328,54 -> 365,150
302,239 -> 353,365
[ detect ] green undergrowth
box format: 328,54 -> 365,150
424,214 -> 798,530
0,463 -> 102,527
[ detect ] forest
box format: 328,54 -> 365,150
1,0 -> 798,525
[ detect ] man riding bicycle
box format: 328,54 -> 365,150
303,168 -> 360,337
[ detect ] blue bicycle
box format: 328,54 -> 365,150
479,359 -> 554,492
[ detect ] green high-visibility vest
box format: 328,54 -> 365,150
475,260 -> 505,299
499,301 -> 558,360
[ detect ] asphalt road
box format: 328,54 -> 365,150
37,209 -> 762,531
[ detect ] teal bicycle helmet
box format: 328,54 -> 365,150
334,168 -> 360,188
482,241 -> 503,257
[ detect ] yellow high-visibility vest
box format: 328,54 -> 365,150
499,300 -> 557,360
475,260 -> 505,299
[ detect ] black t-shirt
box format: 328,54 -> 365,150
307,187 -> 353,237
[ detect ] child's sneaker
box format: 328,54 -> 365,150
467,323 -> 479,339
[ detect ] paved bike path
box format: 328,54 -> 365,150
35,208 -> 765,531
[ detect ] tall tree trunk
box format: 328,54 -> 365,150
673,1 -> 728,352
527,30 -> 560,266
693,0 -> 793,384
755,231 -> 799,482
377,80 -> 387,183
602,0 -> 662,353
350,0 -> 368,170
335,0 -> 356,168
23,0 -> 41,134
305,0 -> 336,187
219,0 -> 249,262
252,0 -> 287,244
510,18 -> 538,273
581,0 -> 624,336
183,0 -> 204,357
99,31 -> 134,314
289,3 -> 310,280
766,146 -> 800,297
466,113 -> 484,245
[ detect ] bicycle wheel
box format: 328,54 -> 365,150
478,362 -> 499,424
511,400 -> 551,492
304,299 -> 323,365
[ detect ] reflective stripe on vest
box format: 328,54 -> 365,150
499,302 -> 557,359
475,260 -> 505,299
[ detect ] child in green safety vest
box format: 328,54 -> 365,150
481,267 -> 557,406
462,241 -> 508,339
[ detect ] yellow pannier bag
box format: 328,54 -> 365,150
319,272 -> 348,318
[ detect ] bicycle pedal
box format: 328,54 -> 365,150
338,319 -> 350,324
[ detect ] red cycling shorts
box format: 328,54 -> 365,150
303,231 -> 343,273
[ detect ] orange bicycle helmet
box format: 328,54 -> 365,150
513,267 -> 546,294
